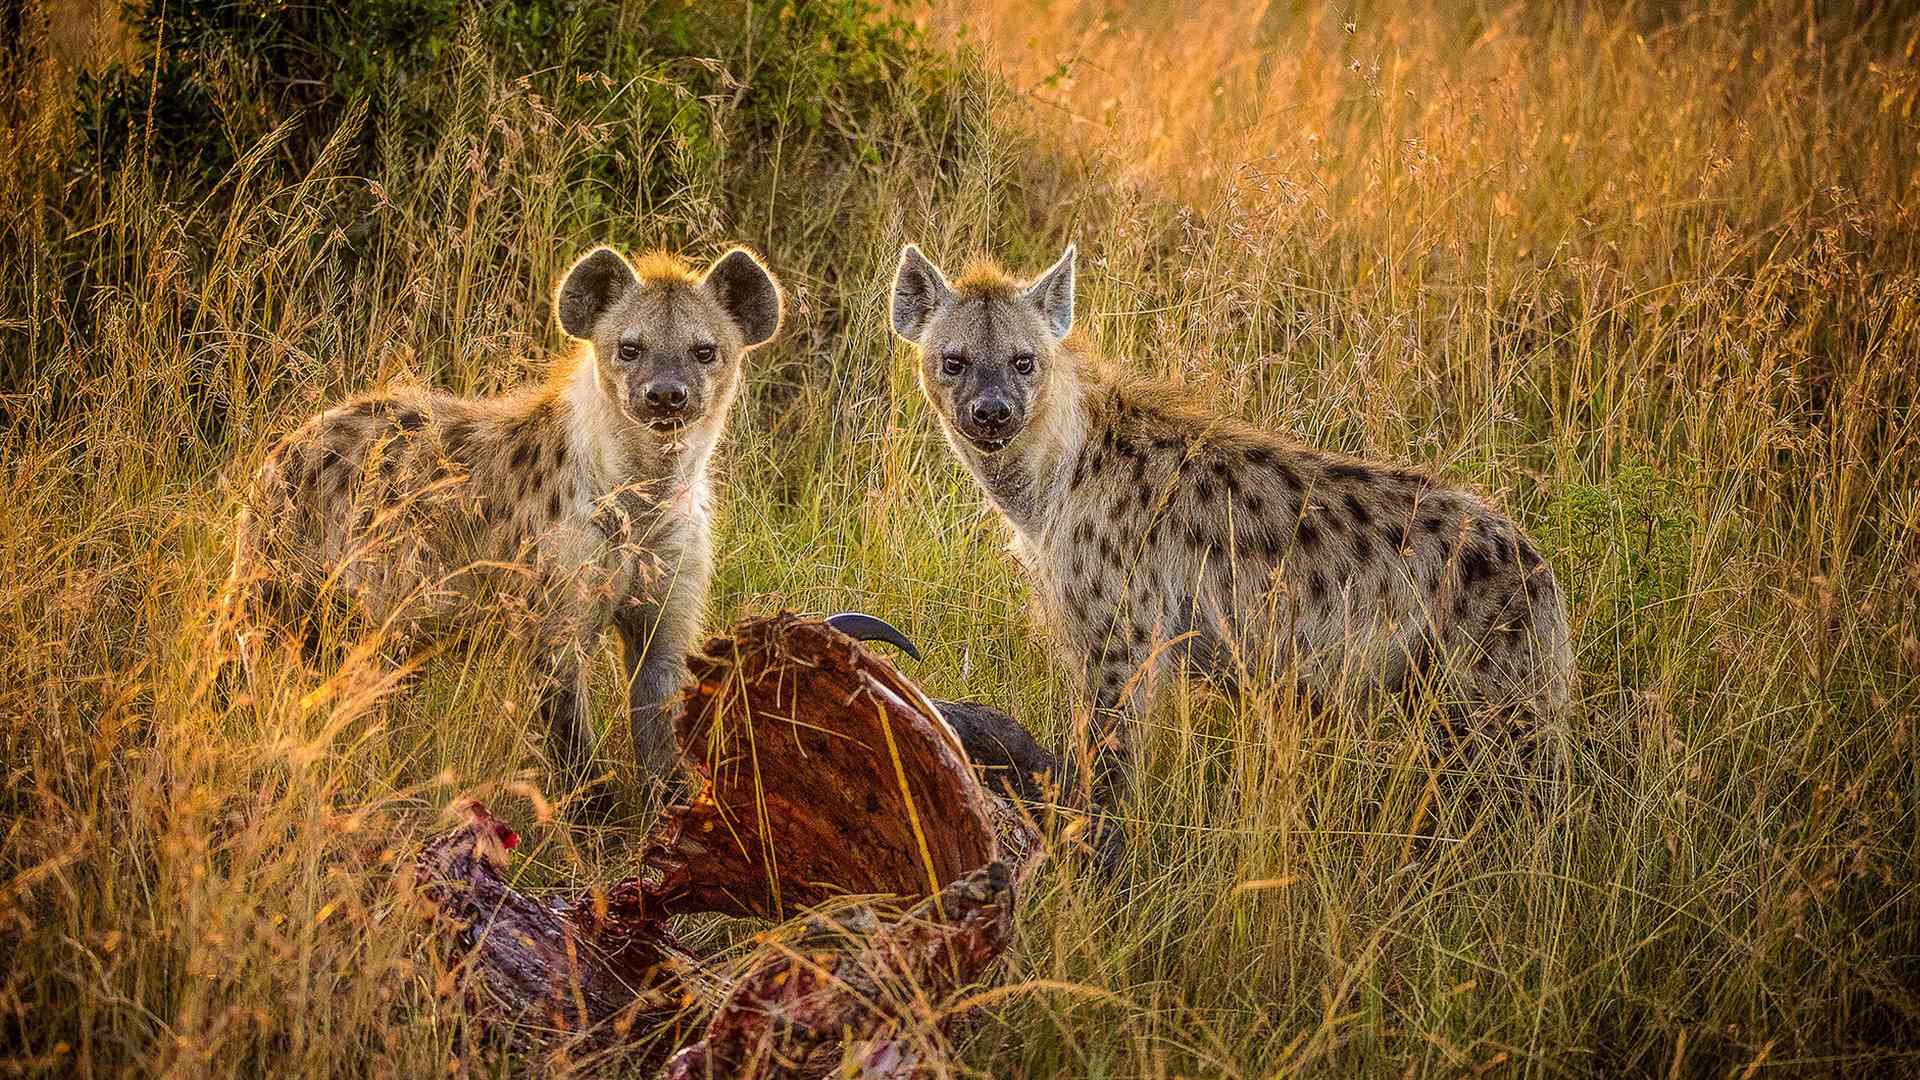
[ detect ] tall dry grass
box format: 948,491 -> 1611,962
4,0 -> 1919,1074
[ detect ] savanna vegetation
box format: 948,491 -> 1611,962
3,0 -> 1918,1074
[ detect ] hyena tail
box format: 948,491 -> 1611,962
1521,564 -> 1577,722
1486,564 -> 1577,777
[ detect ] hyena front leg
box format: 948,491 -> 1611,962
535,651 -> 598,794
1077,613 -> 1158,877
531,553 -> 624,813
613,597 -> 690,790
1085,636 -> 1146,799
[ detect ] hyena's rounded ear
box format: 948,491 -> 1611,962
891,244 -> 951,344
702,247 -> 782,349
556,247 -> 638,339
1024,243 -> 1075,342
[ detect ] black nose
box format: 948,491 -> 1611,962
645,382 -> 689,412
970,398 -> 1012,428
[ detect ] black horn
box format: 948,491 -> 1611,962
823,611 -> 923,661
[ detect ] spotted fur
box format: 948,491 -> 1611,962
892,243 -> 1573,835
230,246 -> 782,790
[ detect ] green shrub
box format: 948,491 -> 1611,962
1541,459 -> 1700,678
76,0 -> 952,204
77,0 -> 464,188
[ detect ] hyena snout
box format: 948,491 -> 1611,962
623,363 -> 708,429
641,377 -> 691,418
969,395 -> 1015,429
957,384 -> 1023,449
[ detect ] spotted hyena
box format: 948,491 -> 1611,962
230,245 -> 782,796
890,243 -> 1572,858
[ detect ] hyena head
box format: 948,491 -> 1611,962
890,244 -> 1076,455
556,246 -> 782,434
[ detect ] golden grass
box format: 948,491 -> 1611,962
4,0 -> 1919,1074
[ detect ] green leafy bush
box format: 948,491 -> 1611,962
1541,460 -> 1700,677
77,0 -> 463,187
76,0 -> 951,203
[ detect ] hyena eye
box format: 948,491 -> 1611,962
691,344 -> 717,364
1010,353 -> 1035,375
617,341 -> 642,364
940,353 -> 967,377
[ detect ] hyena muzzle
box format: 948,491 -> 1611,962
228,245 -> 782,801
891,242 -> 1573,868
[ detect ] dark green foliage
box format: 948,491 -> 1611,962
1541,459 -> 1700,677
37,0 -> 960,421
77,0 -> 463,187
77,0 -> 952,203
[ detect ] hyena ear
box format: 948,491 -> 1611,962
1024,243 -> 1075,341
702,247 -> 782,349
891,244 -> 951,344
556,247 -> 637,339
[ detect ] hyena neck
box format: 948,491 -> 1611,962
559,359 -> 718,508
960,352 -> 1091,539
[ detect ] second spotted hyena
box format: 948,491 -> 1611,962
232,246 -> 781,794
891,243 -> 1572,858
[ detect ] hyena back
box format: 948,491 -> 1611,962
891,244 -> 1572,851
232,246 -> 782,792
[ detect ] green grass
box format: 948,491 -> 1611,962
4,0 -> 1919,1074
